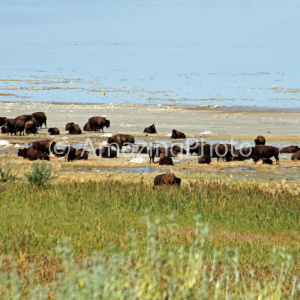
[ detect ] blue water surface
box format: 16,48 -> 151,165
1,0 -> 300,109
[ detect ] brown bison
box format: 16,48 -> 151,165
153,173 -> 181,187
25,121 -> 39,135
233,147 -> 252,161
144,124 -> 157,134
262,158 -> 273,165
0,117 -> 7,126
148,147 -> 162,163
31,112 -> 47,128
18,147 -> 50,161
6,119 -> 16,135
56,146 -> 86,162
15,114 -> 32,123
148,147 -> 178,163
254,135 -> 266,146
62,146 -> 77,161
83,122 -> 90,131
30,139 -> 56,154
88,116 -> 110,132
1,125 -> 8,134
75,148 -> 89,160
211,143 -> 236,162
171,129 -> 186,139
189,141 -> 208,155
65,122 -> 82,134
159,152 -> 174,165
107,134 -> 134,150
251,145 -> 279,164
96,147 -> 118,158
170,145 -> 187,155
280,145 -> 300,153
291,150 -> 300,161
48,127 -> 60,135
138,145 -> 148,154
198,156 -> 211,164
15,119 -> 26,136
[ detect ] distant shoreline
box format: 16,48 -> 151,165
1,100 -> 299,113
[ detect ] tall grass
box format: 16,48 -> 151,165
0,180 -> 299,298
0,216 -> 298,299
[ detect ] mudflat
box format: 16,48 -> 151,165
1,102 -> 300,187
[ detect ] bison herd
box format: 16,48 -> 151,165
1,110 -> 300,187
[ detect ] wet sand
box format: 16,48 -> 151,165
1,101 -> 300,137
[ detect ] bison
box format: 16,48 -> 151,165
170,145 -> 187,155
1,125 -> 8,134
251,145 -> 279,164
65,122 -> 82,134
153,173 -> 181,187
48,127 -> 60,135
62,146 -> 77,161
291,150 -> 300,161
6,119 -> 17,135
15,114 -> 32,123
138,145 -> 148,154
254,135 -> 266,146
171,129 -> 186,139
280,146 -> 300,153
18,147 -> 50,161
75,148 -> 89,160
211,143 -> 236,162
83,122 -> 90,131
144,124 -> 157,134
159,152 -> 174,165
189,141 -> 208,155
88,116 -> 110,132
15,119 -> 26,136
96,147 -> 118,158
107,134 -> 134,150
31,112 -> 47,128
30,140 -> 56,154
25,121 -> 39,135
233,147 -> 252,161
262,158 -> 273,165
198,156 -> 211,164
0,117 -> 7,126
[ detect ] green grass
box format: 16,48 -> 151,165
0,180 -> 299,298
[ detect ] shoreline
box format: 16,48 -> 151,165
1,100 -> 300,113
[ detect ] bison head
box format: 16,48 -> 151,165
18,148 -> 27,157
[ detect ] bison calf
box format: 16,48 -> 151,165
48,127 -> 60,135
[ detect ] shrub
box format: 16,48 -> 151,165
0,163 -> 18,183
25,160 -> 53,187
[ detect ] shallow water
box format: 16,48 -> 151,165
1,0 -> 300,109
224,167 -> 257,171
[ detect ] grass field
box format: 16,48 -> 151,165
0,161 -> 299,298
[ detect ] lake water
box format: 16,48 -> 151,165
1,0 -> 300,110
